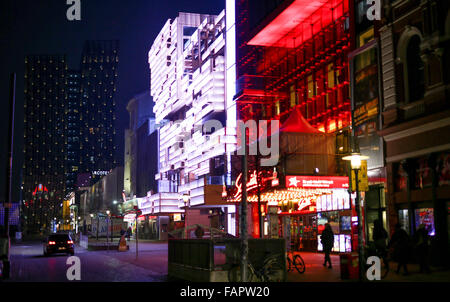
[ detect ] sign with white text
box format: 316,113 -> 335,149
286,176 -> 349,189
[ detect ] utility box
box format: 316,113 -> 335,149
340,252 -> 359,280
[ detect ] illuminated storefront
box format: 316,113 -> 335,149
225,169 -> 357,253
282,176 -> 352,253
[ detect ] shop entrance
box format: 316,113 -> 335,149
286,214 -> 318,252
365,185 -> 388,243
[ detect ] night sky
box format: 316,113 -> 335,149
0,0 -> 225,202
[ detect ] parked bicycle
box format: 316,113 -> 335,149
227,253 -> 284,282
286,251 -> 305,274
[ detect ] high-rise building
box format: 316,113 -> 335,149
22,55 -> 68,233
147,11 -> 237,239
124,91 -> 154,198
21,41 -> 121,233
79,40 -> 120,179
65,70 -> 82,194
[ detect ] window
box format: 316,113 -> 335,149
406,35 -> 425,102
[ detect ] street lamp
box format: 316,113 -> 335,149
182,194 -> 190,207
106,210 -> 111,249
342,153 -> 367,170
343,153 -> 368,281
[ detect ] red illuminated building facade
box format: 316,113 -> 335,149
235,0 -> 352,132
229,0 -> 360,252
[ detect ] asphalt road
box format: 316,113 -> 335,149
5,240 -> 168,282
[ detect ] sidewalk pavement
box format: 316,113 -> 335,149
286,252 -> 450,282
77,241 -> 450,282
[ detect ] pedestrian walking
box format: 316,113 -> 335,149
414,224 -> 431,274
388,223 -> 410,275
321,223 -> 334,269
126,227 -> 132,241
373,219 -> 389,274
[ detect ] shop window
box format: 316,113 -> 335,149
414,157 -> 432,189
395,163 -> 408,192
398,209 -> 410,234
436,152 -> 450,186
415,208 -> 435,236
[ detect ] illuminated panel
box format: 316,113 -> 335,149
286,175 -> 349,189
248,0 -> 334,47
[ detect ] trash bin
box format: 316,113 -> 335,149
340,252 -> 359,280
340,253 -> 349,279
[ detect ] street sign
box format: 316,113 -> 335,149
351,160 -> 369,192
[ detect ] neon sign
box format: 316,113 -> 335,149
232,171 -> 259,200
231,170 -> 277,200
92,170 -> 110,176
297,198 -> 312,211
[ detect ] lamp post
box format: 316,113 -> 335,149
89,213 -> 94,236
240,130 -> 249,282
106,210 -> 111,250
182,194 -> 189,239
96,214 -> 99,241
343,153 -> 368,282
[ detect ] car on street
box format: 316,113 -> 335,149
43,233 -> 75,256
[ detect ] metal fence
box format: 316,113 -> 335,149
168,237 -> 286,281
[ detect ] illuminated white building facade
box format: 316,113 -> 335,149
148,10 -> 238,236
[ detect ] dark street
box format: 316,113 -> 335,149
6,240 -> 168,282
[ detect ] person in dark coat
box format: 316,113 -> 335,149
414,224 -> 431,273
373,219 -> 389,273
126,227 -> 132,241
321,223 -> 334,268
388,223 -> 410,275
194,225 -> 205,239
